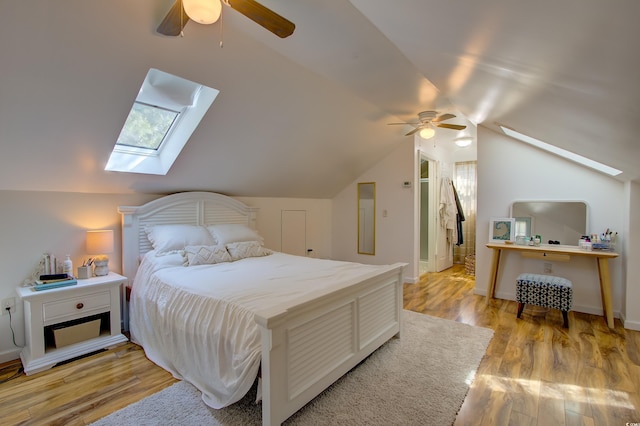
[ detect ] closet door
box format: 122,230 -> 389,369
281,210 -> 307,256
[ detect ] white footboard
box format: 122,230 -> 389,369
254,263 -> 406,426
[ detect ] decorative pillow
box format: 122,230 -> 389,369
207,224 -> 264,245
226,241 -> 272,261
145,225 -> 215,256
182,245 -> 232,266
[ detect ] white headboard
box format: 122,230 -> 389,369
118,192 -> 258,282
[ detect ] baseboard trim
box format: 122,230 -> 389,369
404,275 -> 419,284
0,348 -> 22,364
620,313 -> 640,331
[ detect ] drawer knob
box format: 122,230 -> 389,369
76,302 -> 84,310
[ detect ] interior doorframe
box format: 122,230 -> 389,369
417,151 -> 437,275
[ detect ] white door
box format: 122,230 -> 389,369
281,210 -> 306,256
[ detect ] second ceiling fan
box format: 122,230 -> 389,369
389,111 -> 467,139
157,0 -> 295,39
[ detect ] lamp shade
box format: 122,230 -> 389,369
86,230 -> 114,255
183,0 -> 222,24
419,127 -> 435,139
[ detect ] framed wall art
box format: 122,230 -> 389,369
489,217 -> 516,242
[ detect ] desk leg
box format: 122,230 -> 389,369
596,257 -> 615,329
486,248 -> 501,304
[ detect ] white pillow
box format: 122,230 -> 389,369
143,250 -> 184,268
226,241 -> 272,261
207,224 -> 264,245
182,245 -> 232,266
145,225 -> 215,256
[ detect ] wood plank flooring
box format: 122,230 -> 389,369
1,264 -> 638,425
0,343 -> 178,425
404,264 -> 640,426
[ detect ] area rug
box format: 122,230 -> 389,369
92,310 -> 493,426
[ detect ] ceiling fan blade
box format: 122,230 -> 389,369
432,113 -> 456,123
388,122 -> 418,126
405,127 -> 421,136
227,0 -> 295,38
157,0 -> 190,36
436,123 -> 467,131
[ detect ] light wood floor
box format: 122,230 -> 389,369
1,264 -> 639,425
404,264 -> 640,426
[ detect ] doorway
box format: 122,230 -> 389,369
419,154 -> 436,275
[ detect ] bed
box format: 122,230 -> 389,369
119,192 -> 406,425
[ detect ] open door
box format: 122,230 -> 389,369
419,154 -> 437,274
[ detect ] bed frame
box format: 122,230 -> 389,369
119,192 -> 406,425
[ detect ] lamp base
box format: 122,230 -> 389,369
93,260 -> 109,277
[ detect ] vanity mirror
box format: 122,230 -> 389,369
511,201 -> 587,246
358,182 -> 375,255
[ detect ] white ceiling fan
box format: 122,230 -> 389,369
389,111 -> 467,139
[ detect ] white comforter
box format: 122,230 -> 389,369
129,251 -> 386,409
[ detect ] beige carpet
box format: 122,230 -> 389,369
92,310 -> 493,425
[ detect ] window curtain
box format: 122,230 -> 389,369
453,161 -> 477,264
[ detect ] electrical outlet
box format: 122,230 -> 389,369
544,263 -> 552,273
2,297 -> 16,315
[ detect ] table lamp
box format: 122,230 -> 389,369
86,230 -> 114,276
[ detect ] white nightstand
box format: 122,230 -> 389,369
16,272 -> 129,375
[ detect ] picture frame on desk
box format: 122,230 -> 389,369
489,217 -> 515,242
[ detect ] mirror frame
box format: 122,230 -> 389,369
510,200 -> 588,246
358,182 -> 376,255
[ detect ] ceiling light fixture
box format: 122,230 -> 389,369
183,0 -> 222,24
499,125 -> 622,177
455,137 -> 473,147
419,127 -> 435,139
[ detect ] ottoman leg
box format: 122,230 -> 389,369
517,302 -> 525,318
562,311 -> 569,328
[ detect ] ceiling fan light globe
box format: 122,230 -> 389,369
455,137 -> 473,147
419,127 -> 435,139
183,0 -> 222,24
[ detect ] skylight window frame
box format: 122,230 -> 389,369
499,125 -> 623,177
105,69 -> 219,175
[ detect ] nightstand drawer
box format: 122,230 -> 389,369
42,291 -> 111,325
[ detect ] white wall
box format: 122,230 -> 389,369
0,191 -> 159,362
332,141 -> 414,279
476,127 -> 626,319
0,190 -> 334,362
331,131 -> 475,283
234,197 -> 332,259
622,181 -> 640,330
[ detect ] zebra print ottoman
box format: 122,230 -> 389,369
516,273 -> 573,328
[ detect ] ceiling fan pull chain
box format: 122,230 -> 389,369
219,2 -> 224,48
180,0 -> 185,37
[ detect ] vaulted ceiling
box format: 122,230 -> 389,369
1,0 -> 638,198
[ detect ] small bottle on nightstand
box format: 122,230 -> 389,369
63,255 -> 73,277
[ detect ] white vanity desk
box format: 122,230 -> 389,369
485,242 -> 619,328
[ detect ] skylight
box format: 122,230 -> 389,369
106,69 -> 219,175
116,102 -> 179,150
499,125 -> 622,177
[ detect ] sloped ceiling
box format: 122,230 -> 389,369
1,0 -> 637,198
